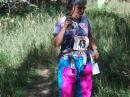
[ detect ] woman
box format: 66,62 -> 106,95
52,0 -> 99,97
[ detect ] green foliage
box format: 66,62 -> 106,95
0,0 -> 4,2
0,8 -> 58,96
0,1 -> 38,17
86,9 -> 130,97
0,3 -> 130,97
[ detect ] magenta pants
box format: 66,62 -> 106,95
58,53 -> 92,97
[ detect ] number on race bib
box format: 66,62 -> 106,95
73,36 -> 89,50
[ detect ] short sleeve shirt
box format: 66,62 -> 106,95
52,16 -> 91,51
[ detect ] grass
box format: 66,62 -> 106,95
0,9 -> 59,97
0,1 -> 130,97
87,9 -> 130,97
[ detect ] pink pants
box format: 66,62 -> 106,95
58,55 -> 92,97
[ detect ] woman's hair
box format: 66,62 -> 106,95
71,0 -> 87,5
65,0 -> 87,15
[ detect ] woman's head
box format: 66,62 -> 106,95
65,0 -> 87,19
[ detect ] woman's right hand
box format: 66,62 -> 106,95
54,16 -> 73,47
63,16 -> 73,29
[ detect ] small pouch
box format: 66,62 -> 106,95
92,62 -> 100,75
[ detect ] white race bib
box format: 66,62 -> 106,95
73,36 -> 89,50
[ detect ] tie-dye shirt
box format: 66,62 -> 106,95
52,16 -> 91,51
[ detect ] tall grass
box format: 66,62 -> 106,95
86,8 -> 130,97
0,9 -> 60,97
0,2 -> 130,97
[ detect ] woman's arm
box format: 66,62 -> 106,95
88,32 -> 97,49
88,32 -> 99,60
54,27 -> 66,47
54,16 -> 73,47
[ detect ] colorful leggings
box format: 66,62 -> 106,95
58,53 -> 92,97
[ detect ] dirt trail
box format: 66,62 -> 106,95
27,64 -> 58,97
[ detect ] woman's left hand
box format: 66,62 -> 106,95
92,50 -> 99,60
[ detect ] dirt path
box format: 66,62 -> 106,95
27,64 -> 58,97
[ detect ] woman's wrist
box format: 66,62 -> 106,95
62,26 -> 67,31
92,46 -> 98,52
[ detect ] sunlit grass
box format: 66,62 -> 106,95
0,11 -> 58,96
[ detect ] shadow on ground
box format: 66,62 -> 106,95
0,42 -> 58,97
26,64 -> 58,97
21,44 -> 59,97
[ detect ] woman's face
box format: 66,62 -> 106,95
71,5 -> 86,19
